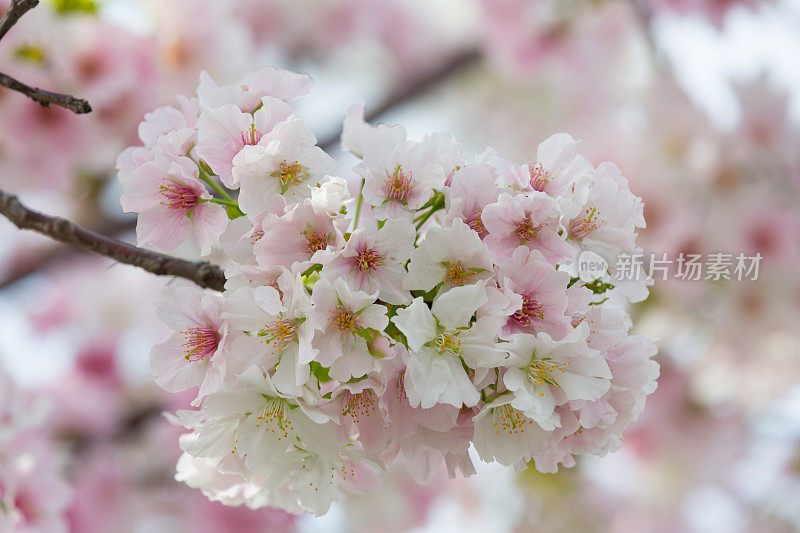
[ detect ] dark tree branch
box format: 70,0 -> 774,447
0,189 -> 226,291
0,0 -> 38,41
0,216 -> 136,290
0,72 -> 92,113
318,48 -> 482,151
0,0 -> 92,113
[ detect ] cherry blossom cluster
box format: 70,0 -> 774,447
0,372 -> 71,530
116,67 -> 658,516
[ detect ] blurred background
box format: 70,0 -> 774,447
1,0 -> 800,531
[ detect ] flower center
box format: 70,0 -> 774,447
181,326 -> 220,362
271,160 -> 309,194
514,217 -> 542,243
159,178 -> 199,211
255,397 -> 293,440
441,260 -> 477,287
257,318 -> 297,355
510,292 -> 545,327
492,404 -> 535,436
528,162 -> 550,192
466,212 -> 488,239
329,305 -> 361,336
354,247 -> 384,273
570,206 -> 604,239
341,390 -> 377,421
395,373 -> 409,404
526,358 -> 571,387
385,164 -> 412,202
301,227 -> 330,254
249,227 -> 264,245
240,122 -> 262,148
434,331 -> 463,356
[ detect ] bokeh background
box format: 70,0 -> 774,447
1,0 -> 800,531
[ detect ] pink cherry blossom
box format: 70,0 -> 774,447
232,117 -> 336,215
334,377 -> 388,455
137,96 -> 199,156
472,396 -> 551,467
150,283 -> 229,405
443,161 -> 502,239
309,277 -> 389,382
195,97 -> 295,187
564,161 -> 644,253
502,324 -> 612,430
491,133 -> 594,196
404,219 -> 494,294
323,218 -> 415,305
222,269 -> 316,395
482,191 -> 571,263
353,117 -> 447,220
392,283 -> 503,409
197,67 -> 314,111
495,246 -> 572,340
566,284 -> 632,352
0,373 -> 72,532
119,154 -> 229,255
253,199 -> 346,273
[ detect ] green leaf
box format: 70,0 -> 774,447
584,279 -> 615,294
226,204 -> 245,219
309,361 -> 332,383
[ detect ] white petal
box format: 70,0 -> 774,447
431,282 -> 488,329
392,298 -> 436,352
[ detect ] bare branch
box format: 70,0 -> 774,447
0,72 -> 92,113
0,0 -> 92,113
318,48 -> 481,151
0,188 -> 226,291
0,216 -> 136,290
0,0 -> 38,42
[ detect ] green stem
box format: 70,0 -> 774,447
414,195 -> 445,231
412,210 -> 428,223
352,178 -> 365,230
198,168 -> 233,201
208,198 -> 239,208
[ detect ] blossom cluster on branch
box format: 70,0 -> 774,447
0,371 -> 71,530
116,67 -> 659,516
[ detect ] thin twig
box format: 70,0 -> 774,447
0,189 -> 226,291
0,0 -> 38,42
0,0 -> 92,113
0,216 -> 136,290
0,72 -> 92,113
318,48 -> 482,151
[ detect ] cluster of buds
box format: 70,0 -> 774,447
117,67 -> 658,515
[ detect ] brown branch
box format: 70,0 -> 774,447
0,189 -> 226,291
69,403 -> 164,457
0,216 -> 136,290
0,72 -> 92,113
0,0 -> 38,41
0,0 -> 92,113
318,48 -> 482,151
